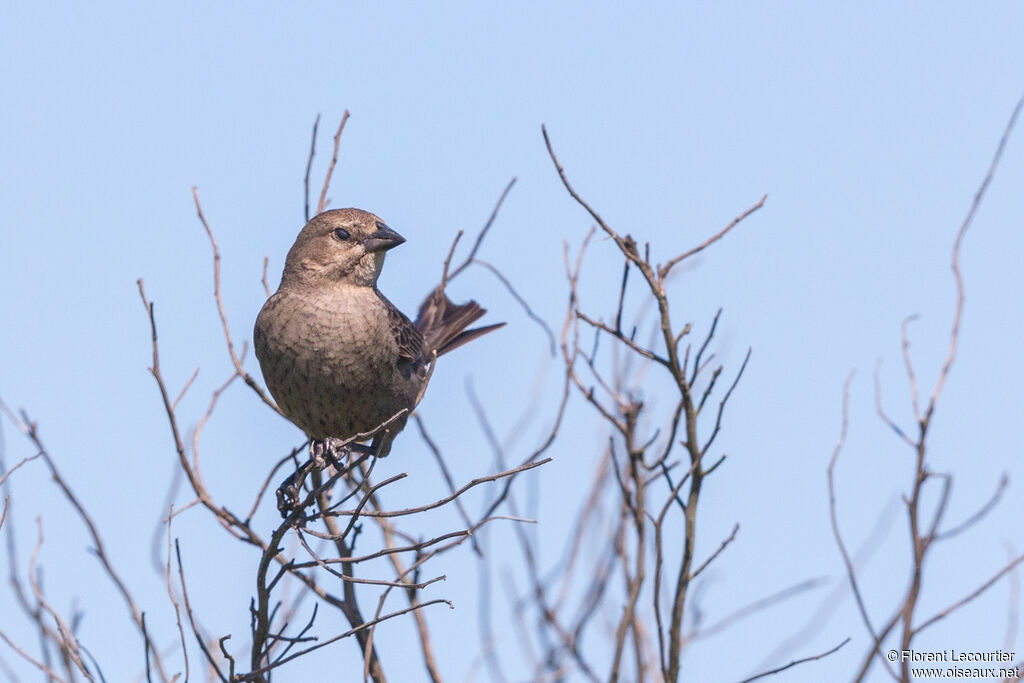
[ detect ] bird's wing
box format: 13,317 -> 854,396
378,291 -> 425,373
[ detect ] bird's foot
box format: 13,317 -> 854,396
276,439 -> 373,518
276,457 -> 315,519
310,438 -> 334,469
313,437 -> 375,467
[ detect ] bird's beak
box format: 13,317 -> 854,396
363,224 -> 406,252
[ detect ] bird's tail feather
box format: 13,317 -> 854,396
415,286 -> 504,357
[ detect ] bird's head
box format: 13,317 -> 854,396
281,208 -> 405,288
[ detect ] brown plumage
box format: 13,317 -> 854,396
254,208 -> 502,458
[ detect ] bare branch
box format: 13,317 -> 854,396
475,258 -> 557,356
873,360 -> 916,448
413,414 -> 481,556
163,506 -> 189,683
246,448 -> 306,523
317,111 -> 350,215
175,540 -> 228,682
701,347 -> 751,456
304,113 -> 320,222
448,177 -> 517,281
737,637 -> 850,683
925,92 -> 1024,424
659,194 -> 766,280
900,315 -> 922,423
171,367 -> 199,412
327,458 -> 552,519
0,449 -> 41,491
239,600 -> 453,681
10,410 -> 170,682
440,229 -> 464,286
914,551 -> 1024,636
827,373 -> 882,648
541,125 -> 646,271
689,523 -> 739,581
0,628 -> 69,682
261,256 -> 272,298
28,518 -> 93,681
576,310 -> 666,365
690,577 -> 826,641
191,188 -> 279,413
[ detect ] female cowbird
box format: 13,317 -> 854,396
254,208 -> 501,460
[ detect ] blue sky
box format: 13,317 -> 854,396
2,3 -> 1023,681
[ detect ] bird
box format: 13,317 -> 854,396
254,208 -> 503,469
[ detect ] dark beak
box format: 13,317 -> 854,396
363,224 -> 406,252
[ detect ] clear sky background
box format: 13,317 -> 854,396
2,3 -> 1023,682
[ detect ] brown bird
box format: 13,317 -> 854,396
254,208 -> 502,466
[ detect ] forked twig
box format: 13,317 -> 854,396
317,111 -> 350,215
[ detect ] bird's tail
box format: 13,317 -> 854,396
415,286 -> 504,358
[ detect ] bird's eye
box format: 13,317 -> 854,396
333,227 -> 350,241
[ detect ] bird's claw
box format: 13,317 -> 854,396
276,464 -> 309,519
276,439 -> 365,518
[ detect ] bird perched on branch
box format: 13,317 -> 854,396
254,208 -> 503,468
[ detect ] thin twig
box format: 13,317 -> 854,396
925,92 -> 1024,424
659,194 -> 767,280
164,507 -> 189,683
28,518 -> 93,681
736,638 -> 850,683
827,373 -> 884,652
175,541 -> 228,682
0,628 -> 69,682
873,360 -> 915,448
413,414 -> 481,556
239,600 -> 453,681
0,449 -> 42,489
914,551 -> 1024,635
261,256 -> 272,298
690,577 -> 826,641
317,111 -> 350,214
689,523 -> 739,581
13,411 -> 169,682
935,474 -> 1009,541
448,177 -> 517,281
327,458 -> 551,519
191,188 -> 279,413
304,113 -> 320,222
475,258 -> 556,355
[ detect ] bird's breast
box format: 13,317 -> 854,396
254,284 -> 420,440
